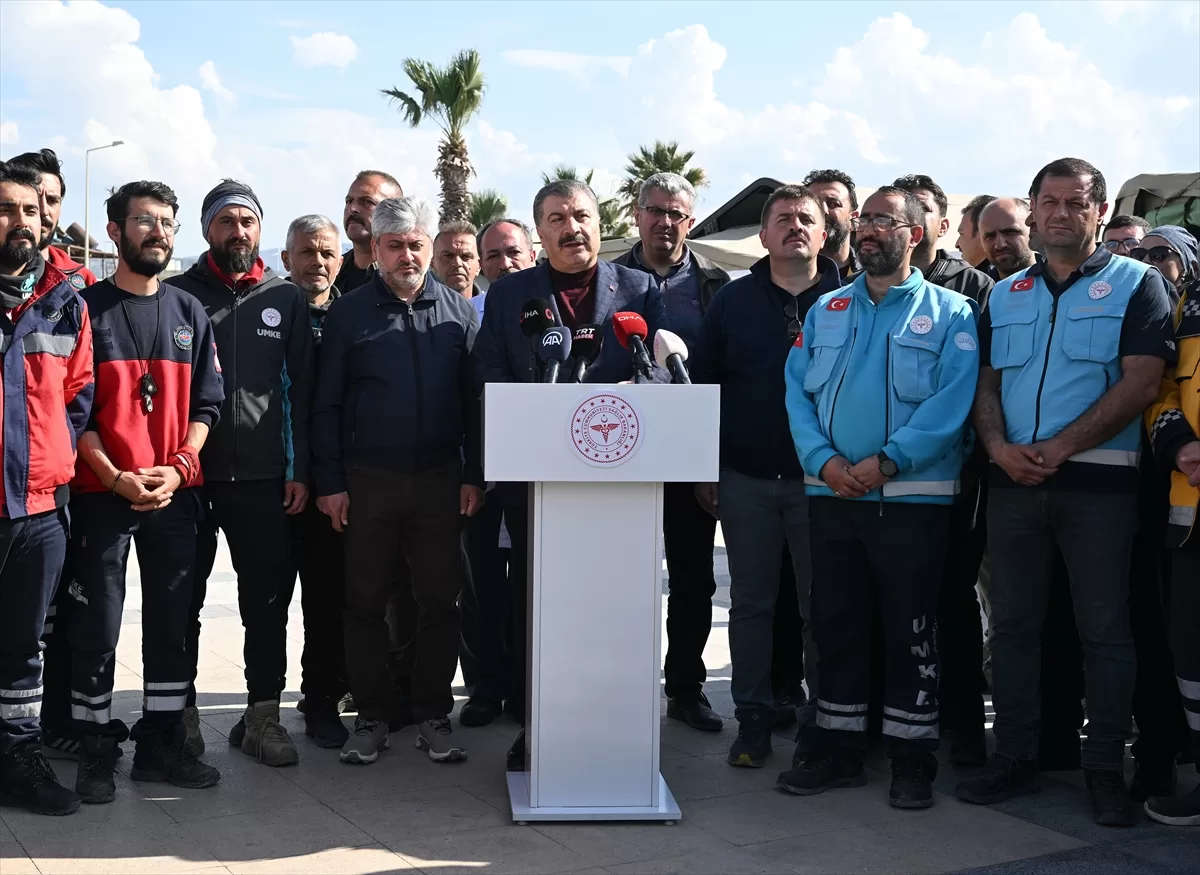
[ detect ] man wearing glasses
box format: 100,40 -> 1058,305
614,172 -> 730,733
1103,215 -> 1151,258
65,181 -> 224,803
689,184 -> 842,768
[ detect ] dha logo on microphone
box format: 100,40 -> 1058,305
570,394 -> 643,467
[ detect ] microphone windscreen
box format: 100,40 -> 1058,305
652,329 -> 689,369
571,323 -> 603,363
611,311 -> 649,349
520,298 -> 554,338
536,326 -> 573,363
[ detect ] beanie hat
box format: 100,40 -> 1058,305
1147,224 -> 1199,281
201,178 -> 263,237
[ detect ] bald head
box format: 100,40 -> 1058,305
978,198 -> 1035,279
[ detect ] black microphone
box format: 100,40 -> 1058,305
568,323 -> 603,383
519,297 -> 554,382
537,326 -> 572,383
653,329 -> 692,384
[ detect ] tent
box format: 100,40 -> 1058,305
1112,172 -> 1200,237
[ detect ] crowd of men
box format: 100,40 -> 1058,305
0,147 -> 1197,834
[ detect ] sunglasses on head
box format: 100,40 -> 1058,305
1129,246 -> 1177,264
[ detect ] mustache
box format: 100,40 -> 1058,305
6,228 -> 36,244
346,213 -> 365,225
784,231 -> 807,243
558,233 -> 587,247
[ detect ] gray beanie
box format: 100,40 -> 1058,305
200,178 -> 263,237
1147,224 -> 1199,281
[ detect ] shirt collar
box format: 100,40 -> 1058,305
630,241 -> 690,278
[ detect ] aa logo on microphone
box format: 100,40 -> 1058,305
570,394 -> 643,467
543,333 -> 563,346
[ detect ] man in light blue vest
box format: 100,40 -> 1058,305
780,186 -> 979,809
957,158 -> 1176,828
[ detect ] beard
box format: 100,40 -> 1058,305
823,214 -> 850,252
38,221 -> 54,251
120,232 -> 173,278
912,229 -> 937,265
0,229 -> 39,271
381,264 -> 426,296
855,234 -> 907,277
211,238 -> 259,275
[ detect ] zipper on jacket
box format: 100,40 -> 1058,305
827,321 -> 859,452
405,303 -> 424,465
1031,295 -> 1061,443
881,332 -> 890,517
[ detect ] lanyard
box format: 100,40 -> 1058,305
118,285 -> 162,414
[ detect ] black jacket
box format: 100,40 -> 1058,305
925,250 -> 994,307
166,257 -> 314,484
313,273 -> 482,496
691,255 -> 844,479
611,243 -> 730,312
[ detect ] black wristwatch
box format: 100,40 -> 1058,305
877,452 -> 899,478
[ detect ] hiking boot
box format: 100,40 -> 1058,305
181,706 -> 205,757
227,716 -> 245,747
75,735 -> 121,804
890,755 -> 937,809
1085,768 -> 1139,827
667,693 -> 723,732
727,718 -> 773,768
240,701 -> 298,766
0,742 -> 80,815
304,707 -> 349,749
340,717 -> 389,764
1144,783 -> 1200,827
131,725 -> 221,789
956,753 -> 1039,805
416,716 -> 467,763
459,697 -> 503,728
777,751 -> 867,796
1130,760 -> 1177,802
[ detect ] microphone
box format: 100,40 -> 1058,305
653,329 -> 692,385
536,326 -> 572,383
568,323 -> 603,383
612,311 -> 653,382
519,297 -> 555,381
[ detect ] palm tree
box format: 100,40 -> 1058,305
540,165 -> 631,239
617,140 -> 708,216
468,189 -> 508,229
382,50 -> 485,224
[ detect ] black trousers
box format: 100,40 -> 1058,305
663,482 -> 718,700
68,491 -> 199,737
344,465 -> 462,723
39,561 -> 74,735
504,493 -> 531,722
459,495 -> 511,702
293,500 -> 347,709
1040,552 -> 1085,754
187,479 -> 296,707
810,498 -> 949,757
1168,536 -> 1200,761
771,547 -> 806,698
0,509 -> 68,753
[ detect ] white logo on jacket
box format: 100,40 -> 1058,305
909,315 -> 933,335
261,307 -> 282,327
1088,281 -> 1112,300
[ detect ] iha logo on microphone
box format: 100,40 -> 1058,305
570,394 -> 643,466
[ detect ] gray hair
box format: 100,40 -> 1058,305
478,217 -> 534,253
372,196 -> 437,241
637,172 -> 696,210
533,179 -> 599,225
436,219 -> 478,242
284,214 -> 339,251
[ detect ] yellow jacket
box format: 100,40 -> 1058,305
1147,286 -> 1200,547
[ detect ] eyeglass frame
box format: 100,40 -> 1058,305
850,214 -> 919,233
1103,237 -> 1142,253
639,205 -> 691,225
124,215 -> 182,234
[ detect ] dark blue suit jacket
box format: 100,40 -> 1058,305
472,258 -> 670,388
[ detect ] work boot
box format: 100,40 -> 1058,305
777,750 -> 867,796
416,716 -> 467,763
889,754 -> 937,809
304,703 -> 349,749
240,701 -> 298,766
75,735 -> 121,804
667,693 -> 723,732
1085,768 -> 1139,827
131,725 -> 221,789
1145,783 -> 1200,827
340,717 -> 389,764
0,742 -> 80,815
956,753 -> 1039,805
458,697 -> 503,727
227,717 -> 245,747
1130,760 -> 1177,802
181,706 -> 205,757
727,715 -> 773,768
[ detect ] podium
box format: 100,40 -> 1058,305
483,382 -> 719,822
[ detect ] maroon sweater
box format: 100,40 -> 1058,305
550,264 -> 597,332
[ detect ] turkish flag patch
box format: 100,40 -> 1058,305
1011,278 -> 1035,292
826,297 -> 851,311
793,331 -> 804,348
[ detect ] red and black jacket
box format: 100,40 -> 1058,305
44,245 -> 98,290
1,262 -> 94,519
72,280 -> 224,494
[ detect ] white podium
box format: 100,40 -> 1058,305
483,383 -> 719,822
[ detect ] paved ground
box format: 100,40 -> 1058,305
2,534 -> 1197,874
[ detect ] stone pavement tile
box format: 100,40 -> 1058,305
659,721 -> 739,758
0,842 -> 40,875
659,754 -> 780,802
3,767 -> 175,844
957,841 -> 1190,875
226,845 -> 415,874
659,743 -> 695,761
739,824 -> 962,875
0,816 -> 17,842
183,802 -> 376,866
989,778 -> 1163,846
392,824 -> 592,874
604,846 -> 785,875
272,738 -> 456,804
762,772 -> 918,828
532,821 -> 736,868
1104,829 -> 1200,874
20,820 -> 221,874
329,785 -> 509,844
680,787 -> 861,845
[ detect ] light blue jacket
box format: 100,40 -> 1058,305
784,268 -> 979,504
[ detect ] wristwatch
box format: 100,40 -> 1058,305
877,452 -> 899,478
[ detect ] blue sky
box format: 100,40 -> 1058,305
2,0 -> 1198,257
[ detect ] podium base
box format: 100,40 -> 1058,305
506,772 -> 681,823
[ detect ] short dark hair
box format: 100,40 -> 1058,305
7,148 -> 65,197
760,184 -> 822,230
1029,157 -> 1106,206
800,169 -> 858,210
867,185 -> 925,226
1105,214 -> 1151,235
961,194 -> 997,235
354,169 -> 403,195
892,174 -> 948,218
0,160 -> 42,192
533,179 -> 599,225
105,180 -> 180,223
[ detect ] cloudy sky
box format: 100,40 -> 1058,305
2,0 -> 1198,257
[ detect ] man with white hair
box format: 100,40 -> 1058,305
313,197 -> 484,766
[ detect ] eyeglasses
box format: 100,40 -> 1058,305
125,215 -> 181,234
850,215 -> 917,233
1129,246 -> 1177,264
1103,237 -> 1141,252
642,205 -> 690,224
784,296 -> 801,343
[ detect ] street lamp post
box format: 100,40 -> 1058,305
84,140 -> 124,274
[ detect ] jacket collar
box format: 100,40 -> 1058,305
204,251 -> 266,290
1027,244 -> 1111,278
369,271 -> 449,306
749,254 -> 843,294
533,259 -> 618,325
849,266 -> 925,304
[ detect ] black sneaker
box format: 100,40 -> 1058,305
459,697 -> 503,727
1144,783 -> 1200,827
890,755 -> 937,809
76,735 -> 121,804
1130,760 -> 1177,802
228,717 -> 246,747
1085,768 -> 1139,827
0,742 -> 80,815
777,751 -> 867,796
131,725 -> 221,789
727,720 -> 773,768
956,753 -> 1039,805
666,694 -> 723,732
304,708 -> 349,749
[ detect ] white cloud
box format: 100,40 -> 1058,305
0,120 -> 17,146
290,32 -> 358,69
502,49 -> 631,78
199,60 -> 235,103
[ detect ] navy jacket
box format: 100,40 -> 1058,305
312,274 -> 481,496
472,259 -> 669,387
691,255 -> 844,480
